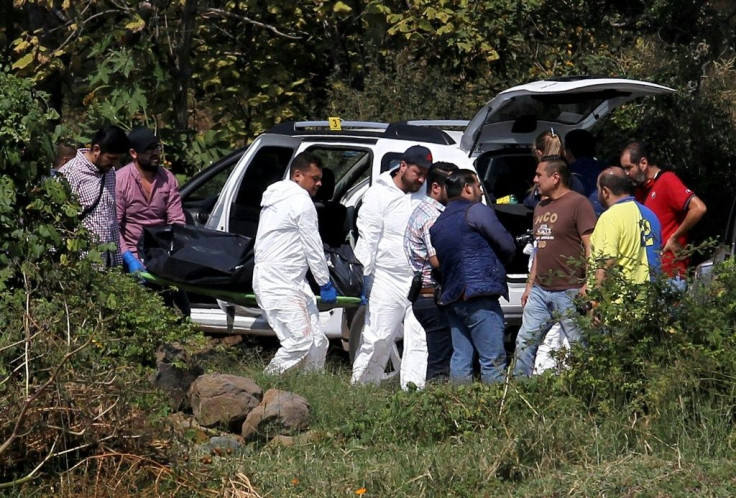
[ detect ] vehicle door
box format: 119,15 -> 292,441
460,78 -> 676,156
205,134 -> 301,236
180,147 -> 246,227
298,143 -> 374,249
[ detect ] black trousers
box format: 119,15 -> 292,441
412,295 -> 453,381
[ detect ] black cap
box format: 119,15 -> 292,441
127,127 -> 159,153
401,145 -> 433,168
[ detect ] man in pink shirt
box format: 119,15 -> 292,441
116,127 -> 189,314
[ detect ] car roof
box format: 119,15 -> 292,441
460,77 -> 676,154
267,120 -> 469,146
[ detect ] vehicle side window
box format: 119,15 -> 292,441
229,146 -> 295,237
381,153 -> 401,173
185,163 -> 236,202
306,147 -> 372,201
233,147 -> 294,207
304,147 -> 372,247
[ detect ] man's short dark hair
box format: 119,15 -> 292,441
289,151 -> 323,177
565,129 -> 596,159
624,142 -> 654,165
540,156 -> 571,187
445,169 -> 478,199
91,125 -> 129,154
598,168 -> 633,195
427,161 -> 459,188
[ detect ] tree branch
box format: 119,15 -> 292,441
203,8 -> 303,40
0,337 -> 93,458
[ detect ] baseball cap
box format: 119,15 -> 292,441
127,127 -> 160,153
401,145 -> 433,168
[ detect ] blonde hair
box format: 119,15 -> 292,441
534,129 -> 563,159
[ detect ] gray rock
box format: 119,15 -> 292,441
189,374 -> 262,430
196,435 -> 244,456
241,389 -> 310,441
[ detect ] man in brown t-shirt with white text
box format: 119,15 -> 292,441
513,155 -> 597,377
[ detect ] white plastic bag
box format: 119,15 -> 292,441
532,322 -> 570,375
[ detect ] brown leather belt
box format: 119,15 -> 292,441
419,287 -> 435,297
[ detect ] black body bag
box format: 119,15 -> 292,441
138,224 -> 255,291
307,243 -> 364,298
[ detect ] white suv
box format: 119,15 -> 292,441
183,120 -> 478,357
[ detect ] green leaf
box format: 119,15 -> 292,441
333,1 -> 352,13
12,53 -> 34,70
125,17 -> 146,33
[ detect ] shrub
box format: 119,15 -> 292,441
562,256 -> 736,425
0,69 -> 197,489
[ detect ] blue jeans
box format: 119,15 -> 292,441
513,285 -> 582,377
446,296 -> 506,384
668,276 -> 688,293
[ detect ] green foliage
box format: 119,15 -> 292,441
0,69 -> 81,292
0,69 -> 196,485
325,55 -> 486,121
563,257 -> 736,422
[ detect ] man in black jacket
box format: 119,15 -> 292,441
430,170 -> 515,383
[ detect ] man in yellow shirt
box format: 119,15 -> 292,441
589,167 -> 662,286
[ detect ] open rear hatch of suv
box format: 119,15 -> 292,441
462,77 -> 676,276
460,77 -> 676,155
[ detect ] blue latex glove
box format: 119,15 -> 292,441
319,281 -> 338,304
360,274 -> 374,306
122,250 -> 146,274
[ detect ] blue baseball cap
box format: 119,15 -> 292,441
401,145 -> 433,168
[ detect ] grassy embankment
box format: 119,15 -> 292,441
142,334 -> 736,497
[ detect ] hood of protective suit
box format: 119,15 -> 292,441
260,178 -> 305,208
253,179 -> 329,303
355,170 -> 426,277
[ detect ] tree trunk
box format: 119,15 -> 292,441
174,0 -> 197,131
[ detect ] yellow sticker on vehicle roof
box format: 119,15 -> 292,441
328,117 -> 342,131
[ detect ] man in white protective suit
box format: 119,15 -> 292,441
351,145 -> 432,388
253,152 -> 338,375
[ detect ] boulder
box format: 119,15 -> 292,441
165,412 -> 213,444
266,435 -> 295,448
241,389 -> 310,441
189,374 -> 262,430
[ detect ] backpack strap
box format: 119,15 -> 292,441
79,171 -> 106,220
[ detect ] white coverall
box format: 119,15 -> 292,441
351,171 -> 428,388
253,180 -> 330,375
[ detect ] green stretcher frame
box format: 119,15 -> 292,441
139,271 -> 363,309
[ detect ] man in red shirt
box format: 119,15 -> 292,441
620,142 -> 707,281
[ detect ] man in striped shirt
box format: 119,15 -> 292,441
403,161 -> 458,382
58,126 -> 129,267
